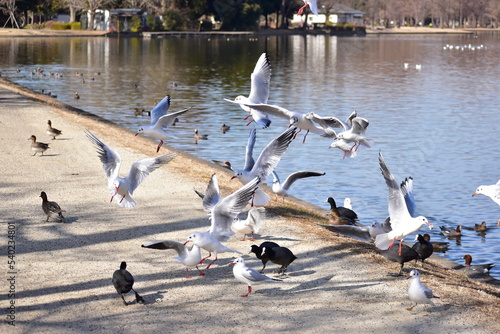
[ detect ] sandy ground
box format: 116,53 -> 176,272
0,79 -> 499,334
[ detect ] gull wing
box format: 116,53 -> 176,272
209,177 -> 261,242
401,177 -> 416,218
251,127 -> 298,180
150,95 -> 170,125
243,103 -> 294,121
350,117 -> 369,134
85,130 -> 121,183
201,174 -> 221,212
306,112 -> 346,130
126,152 -> 176,194
378,152 -> 412,230
141,240 -> 185,255
243,128 -> 257,171
154,108 -> 190,129
248,53 -> 271,104
281,171 -> 325,191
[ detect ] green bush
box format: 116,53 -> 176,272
70,22 -> 81,30
50,22 -> 71,30
130,15 -> 143,32
145,14 -> 162,31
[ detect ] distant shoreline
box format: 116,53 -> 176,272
1,26 -> 497,38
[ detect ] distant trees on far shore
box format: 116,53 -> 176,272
1,0 -> 499,31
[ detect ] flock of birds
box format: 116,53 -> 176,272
29,47 -> 499,309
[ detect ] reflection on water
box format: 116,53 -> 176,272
1,33 -> 499,279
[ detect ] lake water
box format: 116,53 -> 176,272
1,32 -> 499,279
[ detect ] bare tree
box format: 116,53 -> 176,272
0,0 -> 20,28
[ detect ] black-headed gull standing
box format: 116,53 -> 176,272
407,269 -> 439,311
375,152 -> 432,255
472,179 -> 500,205
141,240 -> 204,278
135,95 -> 190,152
224,53 -> 272,128
230,257 -> 280,297
271,170 -> 325,201
232,207 -> 266,241
85,130 -> 176,208
241,103 -> 336,142
214,127 -> 298,206
185,176 -> 261,269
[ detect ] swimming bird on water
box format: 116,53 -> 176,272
473,221 -> 487,232
135,95 -> 190,152
46,120 -> 62,140
375,152 -> 432,255
40,191 -> 65,223
221,123 -> 230,133
141,240 -> 204,278
194,129 -> 208,143
472,180 -> 500,206
112,262 -> 145,306
85,130 -> 176,208
230,257 -> 280,297
29,135 -> 49,156
439,225 -> 462,237
463,254 -> 495,274
407,269 -> 439,311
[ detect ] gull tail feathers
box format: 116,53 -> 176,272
251,189 -> 270,206
116,195 -> 137,208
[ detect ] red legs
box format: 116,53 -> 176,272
292,128 -> 302,140
196,266 -> 205,276
156,140 -> 164,153
297,4 -> 307,15
119,195 -> 126,203
244,115 -> 251,120
241,286 -> 252,297
302,130 -> 310,143
240,234 -> 247,241
185,268 -> 191,279
246,119 -> 254,126
199,252 -> 212,265
398,241 -> 403,256
205,256 -> 218,270
387,237 -> 397,250
407,304 -> 417,311
249,233 -> 255,241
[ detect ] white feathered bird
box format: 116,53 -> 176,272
232,207 -> 266,241
407,269 -> 439,311
230,257 -> 280,297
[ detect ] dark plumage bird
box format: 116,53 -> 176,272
463,254 -> 495,274
249,241 -> 280,273
440,225 -> 462,237
261,245 -> 297,274
29,135 -> 49,156
40,191 -> 65,223
412,234 -> 434,265
380,242 -> 420,276
221,123 -> 230,133
46,120 -> 62,140
422,234 -> 449,253
112,262 -> 145,306
325,197 -> 358,225
473,221 -> 487,232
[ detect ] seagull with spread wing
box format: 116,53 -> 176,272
135,95 -> 190,152
86,130 -> 176,208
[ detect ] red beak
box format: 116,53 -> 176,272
183,240 -> 190,245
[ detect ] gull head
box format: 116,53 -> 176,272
418,216 -> 433,230
472,186 -> 484,197
231,172 -> 242,180
289,116 -> 299,127
230,257 -> 244,266
135,127 -> 144,136
407,269 -> 420,280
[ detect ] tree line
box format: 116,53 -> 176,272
1,0 -> 498,31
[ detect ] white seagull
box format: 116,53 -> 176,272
271,170 -> 325,201
213,127 -> 298,206
185,176 -> 261,269
85,130 -> 176,208
407,269 -> 439,311
224,53 -> 273,128
232,207 -> 266,241
297,0 -> 318,15
230,257 -> 280,297
472,179 -> 500,205
141,240 -> 204,278
241,103 -> 337,142
328,138 -> 357,158
375,152 -> 432,254
135,95 -> 190,152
